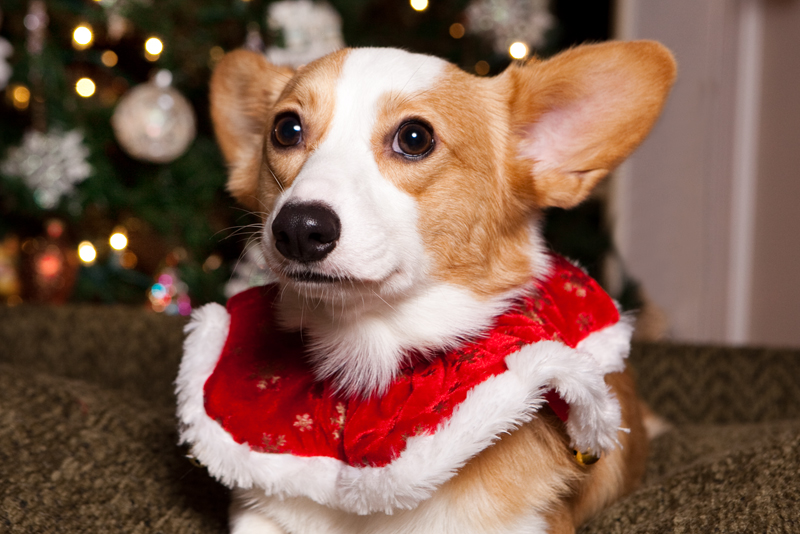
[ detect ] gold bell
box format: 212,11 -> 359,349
573,449 -> 600,466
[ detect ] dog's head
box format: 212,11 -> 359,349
211,42 -> 675,394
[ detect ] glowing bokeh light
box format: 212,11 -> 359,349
78,241 -> 97,263
101,50 -> 118,67
76,78 -> 96,97
145,37 -> 163,55
410,0 -> 428,11
109,232 -> 128,250
37,251 -> 62,277
449,23 -> 465,39
509,41 -> 528,59
73,25 -> 93,48
148,272 -> 192,316
11,85 -> 31,109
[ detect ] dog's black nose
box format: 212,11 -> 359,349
271,202 -> 341,263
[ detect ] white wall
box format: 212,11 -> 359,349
613,0 -> 800,347
748,0 -> 800,347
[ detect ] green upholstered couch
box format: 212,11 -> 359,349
1,304 -> 799,533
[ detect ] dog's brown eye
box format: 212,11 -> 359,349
273,114 -> 303,147
393,121 -> 434,158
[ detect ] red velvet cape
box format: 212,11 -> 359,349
203,256 -> 619,469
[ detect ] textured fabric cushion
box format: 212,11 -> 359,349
0,304 -> 186,407
1,305 -> 799,533
0,363 -> 227,534
580,421 -> 800,533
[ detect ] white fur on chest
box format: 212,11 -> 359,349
231,488 -> 549,534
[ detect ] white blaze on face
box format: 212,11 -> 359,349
268,49 -> 448,294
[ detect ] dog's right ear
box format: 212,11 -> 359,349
504,41 -> 676,209
210,50 -> 294,211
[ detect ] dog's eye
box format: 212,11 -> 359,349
273,114 -> 303,147
392,121 -> 434,158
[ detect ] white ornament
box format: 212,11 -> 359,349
1,130 -> 92,210
466,0 -> 555,55
224,245 -> 276,298
0,7 -> 12,90
265,0 -> 344,68
111,70 -> 196,164
0,37 -> 10,91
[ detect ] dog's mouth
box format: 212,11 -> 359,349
285,270 -> 355,285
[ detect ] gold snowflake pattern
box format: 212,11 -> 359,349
249,361 -> 284,391
294,413 -> 313,432
563,280 -> 588,298
577,312 -> 594,333
256,374 -> 281,390
331,403 -> 346,440
260,434 -> 287,453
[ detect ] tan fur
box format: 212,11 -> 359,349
440,368 -> 647,533
372,65 -> 535,297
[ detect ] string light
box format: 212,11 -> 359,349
449,23 -> 465,39
509,42 -> 528,60
145,37 -> 163,61
78,241 -> 97,264
101,50 -> 118,67
9,85 -> 31,110
73,25 -> 93,50
109,231 -> 128,251
410,0 -> 428,12
75,78 -> 96,97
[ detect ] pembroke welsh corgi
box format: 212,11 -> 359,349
177,41 -> 676,534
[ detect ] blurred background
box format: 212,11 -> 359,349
0,0 -> 797,348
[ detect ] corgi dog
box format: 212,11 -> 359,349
180,40 -> 676,534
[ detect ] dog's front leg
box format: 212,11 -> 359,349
229,489 -> 287,534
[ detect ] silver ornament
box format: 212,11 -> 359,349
111,70 -> 196,164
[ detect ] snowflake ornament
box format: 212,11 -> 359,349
265,0 -> 344,68
465,0 -> 555,55
1,130 -> 92,209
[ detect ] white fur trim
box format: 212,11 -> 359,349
178,303 -> 629,515
576,313 -> 634,375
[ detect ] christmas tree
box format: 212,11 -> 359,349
0,0 -> 614,312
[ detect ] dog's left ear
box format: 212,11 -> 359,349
505,40 -> 676,208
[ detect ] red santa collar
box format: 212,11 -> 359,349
177,255 -> 631,514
